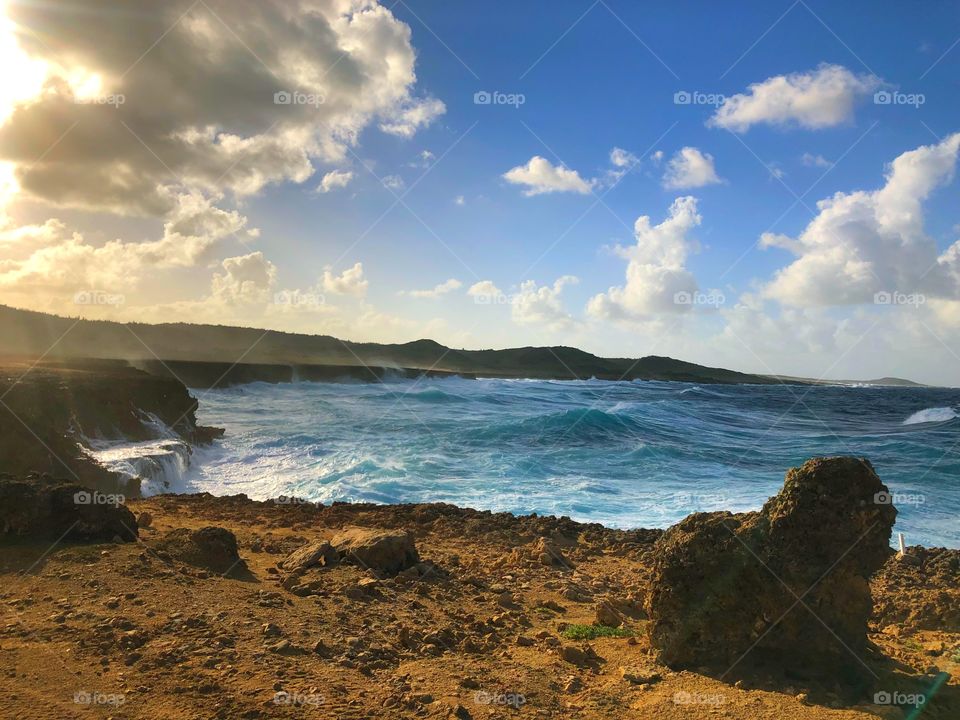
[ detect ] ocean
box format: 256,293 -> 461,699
94,377 -> 960,548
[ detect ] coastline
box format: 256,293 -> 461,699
2,359 -> 959,718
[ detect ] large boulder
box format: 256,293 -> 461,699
331,527 -> 419,574
155,526 -> 241,573
645,457 -> 896,682
0,473 -> 138,542
280,540 -> 339,573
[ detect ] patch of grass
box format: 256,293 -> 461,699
561,624 -> 633,640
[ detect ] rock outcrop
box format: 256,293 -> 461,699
155,526 -> 242,573
280,540 -> 339,573
331,527 -> 419,574
0,360 -> 222,497
645,457 -> 896,681
0,472 -> 138,541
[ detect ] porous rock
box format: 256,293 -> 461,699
645,457 -> 896,681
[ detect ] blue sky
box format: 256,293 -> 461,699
1,0 -> 959,383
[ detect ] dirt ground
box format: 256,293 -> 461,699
1,494 -> 957,719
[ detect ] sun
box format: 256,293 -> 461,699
0,3 -> 48,125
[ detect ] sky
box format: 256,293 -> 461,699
0,0 -> 959,385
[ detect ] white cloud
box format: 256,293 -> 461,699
379,97 -> 446,138
453,195 -> 465,206
503,156 -> 593,196
0,192 -> 247,300
401,278 -> 462,298
0,0 -> 443,216
467,280 -> 503,300
587,196 -> 702,320
763,133 -> 960,306
801,152 -> 833,168
662,148 -> 722,189
511,276 -> 579,329
322,262 -> 368,297
709,64 -> 880,133
610,147 -> 639,168
211,252 -> 277,305
317,170 -> 354,193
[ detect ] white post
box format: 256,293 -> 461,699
898,532 -> 906,556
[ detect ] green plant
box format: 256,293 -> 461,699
561,624 -> 633,640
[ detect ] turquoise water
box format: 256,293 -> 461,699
183,377 -> 960,548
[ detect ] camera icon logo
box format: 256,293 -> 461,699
674,90 -> 692,105
274,90 -> 292,105
873,691 -> 892,705
73,490 -> 92,505
473,90 -> 492,105
873,491 -> 892,505
673,290 -> 693,305
874,90 -> 892,105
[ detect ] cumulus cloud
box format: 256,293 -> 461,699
610,147 -> 639,169
503,156 -> 593,196
587,196 -> 703,319
467,280 -> 503,300
0,192 -> 247,301
511,276 -> 579,329
709,64 -> 880,133
211,251 -> 278,305
400,278 -> 462,298
0,0 -> 443,216
322,262 -> 368,297
317,170 -> 354,193
662,148 -> 722,189
763,133 -> 960,306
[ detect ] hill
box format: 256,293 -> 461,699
0,304 -> 782,385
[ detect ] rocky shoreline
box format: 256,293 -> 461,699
0,362 -> 958,718
0,360 -> 222,497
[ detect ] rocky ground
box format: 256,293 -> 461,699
1,492 -> 958,720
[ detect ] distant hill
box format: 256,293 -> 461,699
0,304 -> 784,385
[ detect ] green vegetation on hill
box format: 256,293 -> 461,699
0,304 -> 781,384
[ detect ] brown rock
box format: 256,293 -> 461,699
279,541 -> 339,573
331,527 -> 419,574
154,526 -> 243,573
645,457 -> 896,682
560,645 -> 587,665
595,602 -> 622,627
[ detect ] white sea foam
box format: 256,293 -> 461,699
902,407 -> 958,425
